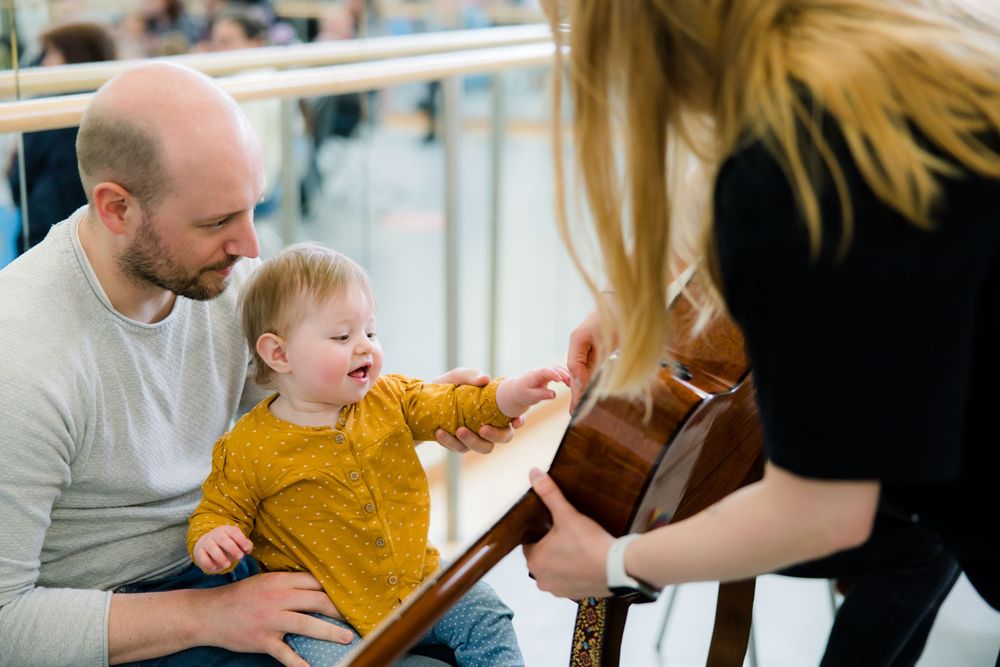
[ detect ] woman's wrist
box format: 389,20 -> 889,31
606,534 -> 660,599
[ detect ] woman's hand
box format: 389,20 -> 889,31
567,296 -> 618,413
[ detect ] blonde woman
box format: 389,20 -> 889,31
523,1 -> 1000,664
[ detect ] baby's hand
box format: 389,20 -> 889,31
193,525 -> 254,574
497,366 -> 571,418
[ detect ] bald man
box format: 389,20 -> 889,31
0,63 -> 513,667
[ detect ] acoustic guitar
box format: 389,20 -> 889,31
344,281 -> 763,666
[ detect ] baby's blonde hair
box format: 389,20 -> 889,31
240,243 -> 375,386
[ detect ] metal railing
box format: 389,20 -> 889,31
0,24 -> 550,98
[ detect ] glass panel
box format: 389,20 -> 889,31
296,77 -> 448,379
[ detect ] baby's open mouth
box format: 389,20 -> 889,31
348,364 -> 370,380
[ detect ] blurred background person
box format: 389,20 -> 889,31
194,0 -> 283,51
6,21 -> 116,254
207,5 -> 303,256
138,0 -> 202,53
210,4 -> 270,51
210,6 -> 282,218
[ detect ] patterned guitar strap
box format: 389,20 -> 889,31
570,596 -> 609,666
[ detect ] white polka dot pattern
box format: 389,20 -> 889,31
186,375 -> 511,636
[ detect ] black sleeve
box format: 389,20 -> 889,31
712,139 -> 977,483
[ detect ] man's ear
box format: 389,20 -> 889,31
257,333 -> 290,374
91,182 -> 137,236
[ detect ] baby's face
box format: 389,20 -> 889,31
280,289 -> 383,408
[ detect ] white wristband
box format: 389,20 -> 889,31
606,533 -> 659,600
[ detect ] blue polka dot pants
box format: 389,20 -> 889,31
286,580 -> 524,667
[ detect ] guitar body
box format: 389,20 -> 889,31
345,296 -> 763,667
567,370 -> 763,666
567,294 -> 764,667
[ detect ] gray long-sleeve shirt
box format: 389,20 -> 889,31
0,210 -> 266,666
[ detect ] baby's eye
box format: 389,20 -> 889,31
332,335 -> 350,342
367,332 -> 378,340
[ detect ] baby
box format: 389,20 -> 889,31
187,243 -> 568,666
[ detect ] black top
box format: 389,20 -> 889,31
8,127 -> 87,251
713,118 -> 1000,566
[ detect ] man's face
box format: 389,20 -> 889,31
119,208 -> 242,300
118,122 -> 265,300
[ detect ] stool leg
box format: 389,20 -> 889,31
827,579 -> 840,617
653,585 -> 682,654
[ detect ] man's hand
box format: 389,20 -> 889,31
432,366 -> 525,454
194,572 -> 353,667
193,525 -> 253,574
109,572 -> 353,666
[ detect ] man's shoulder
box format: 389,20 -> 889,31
0,225 -> 93,344
0,242 -> 97,448
0,220 -> 73,286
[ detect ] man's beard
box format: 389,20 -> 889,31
118,215 -> 239,301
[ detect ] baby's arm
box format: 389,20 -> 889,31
495,366 -> 571,418
193,525 -> 254,574
187,434 -> 261,574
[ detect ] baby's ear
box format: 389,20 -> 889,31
256,333 -> 290,373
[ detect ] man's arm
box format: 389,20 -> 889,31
0,379 -> 108,667
107,573 -> 350,666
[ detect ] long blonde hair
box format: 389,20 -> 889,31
549,0 -> 1000,401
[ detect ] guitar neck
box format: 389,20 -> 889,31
344,491 -> 548,666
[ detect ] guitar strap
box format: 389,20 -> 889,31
570,597 -> 609,666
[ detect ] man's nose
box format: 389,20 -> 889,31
223,213 -> 260,259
